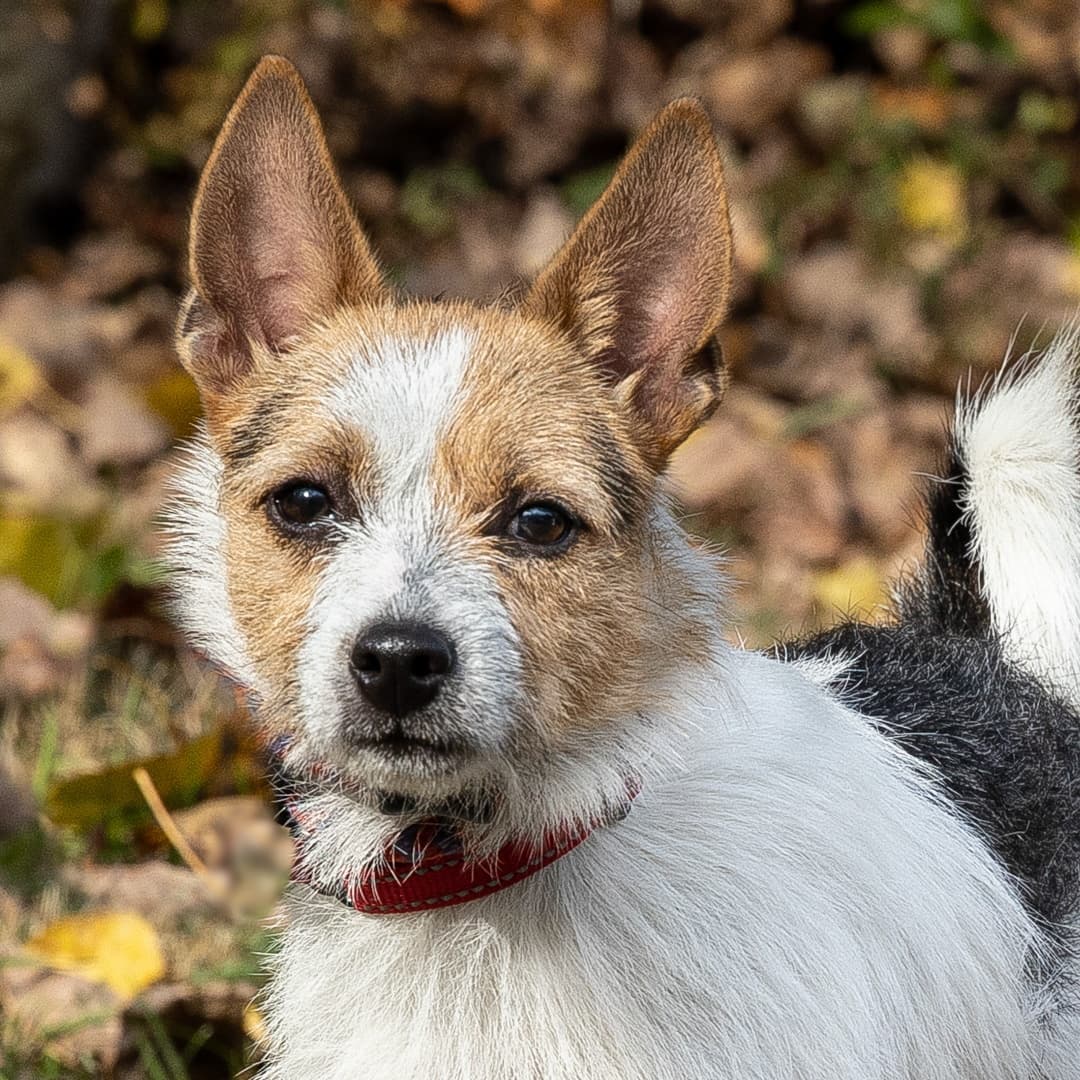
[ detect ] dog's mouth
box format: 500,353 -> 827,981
335,720 -> 496,803
374,787 -> 496,822
347,731 -> 466,760
270,725 -> 496,816
358,740 -> 497,821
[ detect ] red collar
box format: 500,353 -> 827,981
336,818 -> 598,915
271,739 -> 638,915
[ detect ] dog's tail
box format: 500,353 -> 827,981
904,325 -> 1080,709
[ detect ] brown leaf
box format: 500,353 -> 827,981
685,38 -> 830,138
65,862 -> 217,928
780,247 -> 936,372
0,281 -> 139,382
77,376 -> 170,468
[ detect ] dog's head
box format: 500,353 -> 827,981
167,57 -> 732,810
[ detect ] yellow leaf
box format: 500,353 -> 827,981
0,337 -> 43,417
813,558 -> 887,620
45,731 -> 224,830
1061,252 -> 1080,299
26,911 -> 165,1001
0,514 -> 83,605
896,158 -> 966,241
144,369 -> 202,438
243,1002 -> 267,1044
131,0 -> 169,40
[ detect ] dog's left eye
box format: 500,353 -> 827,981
508,503 -> 575,548
271,483 -> 334,527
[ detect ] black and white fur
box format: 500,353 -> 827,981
786,330 -> 1080,1074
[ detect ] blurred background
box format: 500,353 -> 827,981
2,0 -> 1079,1074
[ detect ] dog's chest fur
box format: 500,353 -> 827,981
262,651 -> 1037,1080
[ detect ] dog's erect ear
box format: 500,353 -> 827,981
178,56 -> 384,397
523,98 -> 732,464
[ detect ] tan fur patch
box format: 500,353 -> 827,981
179,56 -> 386,402
433,308 -> 661,732
524,97 -> 734,464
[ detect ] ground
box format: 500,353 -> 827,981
2,1 -> 1080,1075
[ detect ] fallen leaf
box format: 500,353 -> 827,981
65,231 -> 168,300
45,731 -> 223,831
896,158 -> 966,242
0,413 -> 103,517
64,862 -> 215,927
0,515 -> 83,605
131,0 -> 170,42
780,246 -> 936,369
25,911 -> 165,1001
0,336 -> 42,416
0,576 -> 56,647
515,190 -> 574,277
0,963 -> 122,1068
695,38 -> 830,138
1060,252 -> 1080,299
873,85 -> 951,133
813,558 -> 887,621
441,0 -> 488,15
143,369 -> 202,438
0,281 -> 139,382
0,883 -> 23,943
78,375 -> 170,467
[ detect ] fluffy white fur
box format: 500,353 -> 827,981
956,324 -> 1080,710
263,648 -> 1045,1080
327,326 -> 473,478
161,434 -> 260,691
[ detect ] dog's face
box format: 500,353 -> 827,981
169,57 -> 732,805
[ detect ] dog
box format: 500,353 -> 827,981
165,55 -> 1080,1079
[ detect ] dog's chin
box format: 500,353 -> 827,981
337,733 -> 495,805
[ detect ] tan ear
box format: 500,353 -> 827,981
178,56 -> 385,395
523,98 -> 733,464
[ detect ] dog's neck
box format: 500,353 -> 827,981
272,637 -> 730,911
281,770 -> 639,916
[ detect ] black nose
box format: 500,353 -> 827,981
349,623 -> 455,717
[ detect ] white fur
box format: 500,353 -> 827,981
957,325 -> 1080,709
328,326 -> 472,480
784,648 -> 856,691
161,432 -> 260,690
263,647 -> 1048,1080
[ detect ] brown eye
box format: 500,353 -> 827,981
508,503 -> 574,548
272,483 -> 333,527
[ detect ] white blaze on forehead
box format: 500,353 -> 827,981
296,324 -> 516,753
319,323 -> 477,636
321,324 -> 477,611
327,326 -> 474,490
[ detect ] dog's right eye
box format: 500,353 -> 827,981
271,483 -> 334,527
